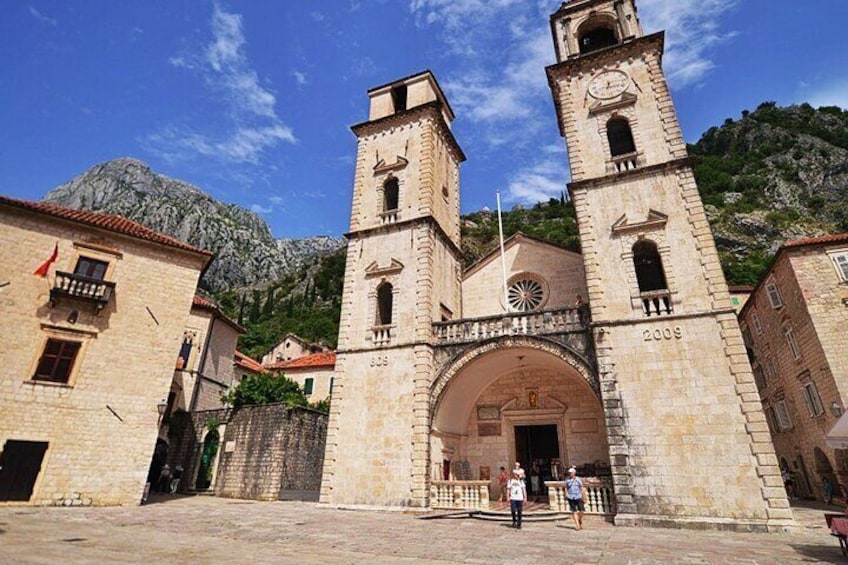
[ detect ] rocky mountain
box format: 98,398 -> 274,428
689,102 -> 848,284
43,158 -> 344,291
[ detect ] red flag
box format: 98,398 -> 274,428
33,242 -> 58,277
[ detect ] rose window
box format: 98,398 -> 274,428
507,277 -> 546,312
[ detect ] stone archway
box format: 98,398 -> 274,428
428,336 -> 607,504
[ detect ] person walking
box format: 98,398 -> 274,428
507,469 -> 527,529
566,466 -> 586,530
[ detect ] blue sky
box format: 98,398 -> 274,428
2,1 -> 847,238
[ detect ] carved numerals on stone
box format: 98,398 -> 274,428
370,355 -> 390,367
642,326 -> 683,341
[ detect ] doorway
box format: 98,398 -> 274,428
514,425 -> 560,498
0,440 -> 48,501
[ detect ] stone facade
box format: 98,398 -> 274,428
261,333 -> 314,365
544,0 -> 788,530
0,197 -> 210,506
322,0 -> 791,532
167,405 -> 327,501
739,235 -> 848,501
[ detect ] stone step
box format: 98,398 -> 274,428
474,510 -> 571,523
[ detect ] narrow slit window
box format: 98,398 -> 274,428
377,283 -> 393,326
607,118 -> 636,157
391,85 -> 408,113
383,178 -> 399,212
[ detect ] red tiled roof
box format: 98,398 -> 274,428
192,294 -> 244,333
234,350 -> 263,373
728,285 -> 754,293
266,351 -> 336,371
783,233 -> 848,248
0,195 -> 213,258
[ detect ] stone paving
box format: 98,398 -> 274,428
0,496 -> 844,564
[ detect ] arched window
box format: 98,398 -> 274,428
383,178 -> 399,212
579,26 -> 618,54
376,282 -> 393,326
633,240 -> 667,292
607,118 -> 636,157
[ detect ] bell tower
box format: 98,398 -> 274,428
320,71 -> 465,507
546,0 -> 791,530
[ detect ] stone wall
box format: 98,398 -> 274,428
167,404 -> 327,501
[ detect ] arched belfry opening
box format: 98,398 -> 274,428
578,19 -> 619,54
632,239 -> 667,293
607,117 -> 636,157
376,282 -> 393,325
383,177 -> 399,212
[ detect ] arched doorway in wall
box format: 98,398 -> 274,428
430,337 -> 607,503
195,428 -> 220,490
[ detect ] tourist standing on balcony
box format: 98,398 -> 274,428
508,470 -> 527,529
575,295 -> 589,326
566,466 -> 586,530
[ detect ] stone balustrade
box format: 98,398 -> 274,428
432,308 -> 584,345
430,480 -> 490,509
546,478 -> 616,515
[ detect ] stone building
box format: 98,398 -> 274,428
0,195 -> 211,506
234,350 -> 263,383
266,352 -> 336,403
168,294 -> 244,416
738,234 -> 848,500
320,0 -> 790,531
261,333 -> 322,365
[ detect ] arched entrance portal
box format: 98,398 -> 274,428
430,338 -> 608,503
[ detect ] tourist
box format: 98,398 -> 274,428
823,477 -> 835,505
566,466 -> 585,530
575,295 -> 589,326
157,463 -> 171,493
513,461 -> 525,480
498,466 -> 509,502
508,470 -> 527,529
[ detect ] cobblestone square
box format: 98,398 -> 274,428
0,497 -> 842,564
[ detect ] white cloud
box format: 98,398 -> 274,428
505,152 -> 570,204
805,78 -> 848,110
250,203 -> 272,214
638,0 -> 738,88
293,71 -> 308,86
28,6 -> 57,26
146,3 -> 294,166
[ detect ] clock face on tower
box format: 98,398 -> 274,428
588,69 -> 630,100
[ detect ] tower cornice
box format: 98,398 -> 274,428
351,101 -> 466,163
567,156 -> 694,194
344,214 -> 462,258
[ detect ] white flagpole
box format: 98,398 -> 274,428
496,191 -> 509,312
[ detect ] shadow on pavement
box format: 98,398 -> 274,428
790,543 -> 845,562
142,493 -> 195,506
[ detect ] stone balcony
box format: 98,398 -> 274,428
432,308 -> 585,346
50,271 -> 115,312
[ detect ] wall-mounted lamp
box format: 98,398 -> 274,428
831,401 -> 843,418
67,310 -> 79,324
157,399 -> 169,424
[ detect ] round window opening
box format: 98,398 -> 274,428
507,275 -> 547,312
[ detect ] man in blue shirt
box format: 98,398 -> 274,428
565,466 -> 585,530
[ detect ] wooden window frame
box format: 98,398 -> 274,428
801,381 -> 824,417
774,400 -> 792,430
33,338 -> 81,384
784,325 -> 801,360
766,282 -> 783,309
304,378 -> 314,396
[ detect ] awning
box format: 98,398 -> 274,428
825,410 -> 848,449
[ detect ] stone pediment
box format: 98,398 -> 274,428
373,156 -> 409,174
588,92 -> 637,115
365,258 -> 404,277
611,209 -> 668,235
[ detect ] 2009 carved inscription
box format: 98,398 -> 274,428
643,326 -> 683,341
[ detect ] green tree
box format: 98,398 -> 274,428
222,372 -> 308,409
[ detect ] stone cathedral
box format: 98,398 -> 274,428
320,0 -> 792,531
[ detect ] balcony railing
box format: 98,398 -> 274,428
431,480 -> 490,509
379,209 -> 399,225
612,152 -> 638,173
641,290 -> 672,317
371,324 -> 392,346
546,478 -> 616,515
433,308 -> 584,345
50,271 -> 115,310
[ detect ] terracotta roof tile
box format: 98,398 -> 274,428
234,350 -> 263,373
192,294 -> 244,333
266,351 -> 336,371
0,195 -> 213,257
783,233 -> 848,248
